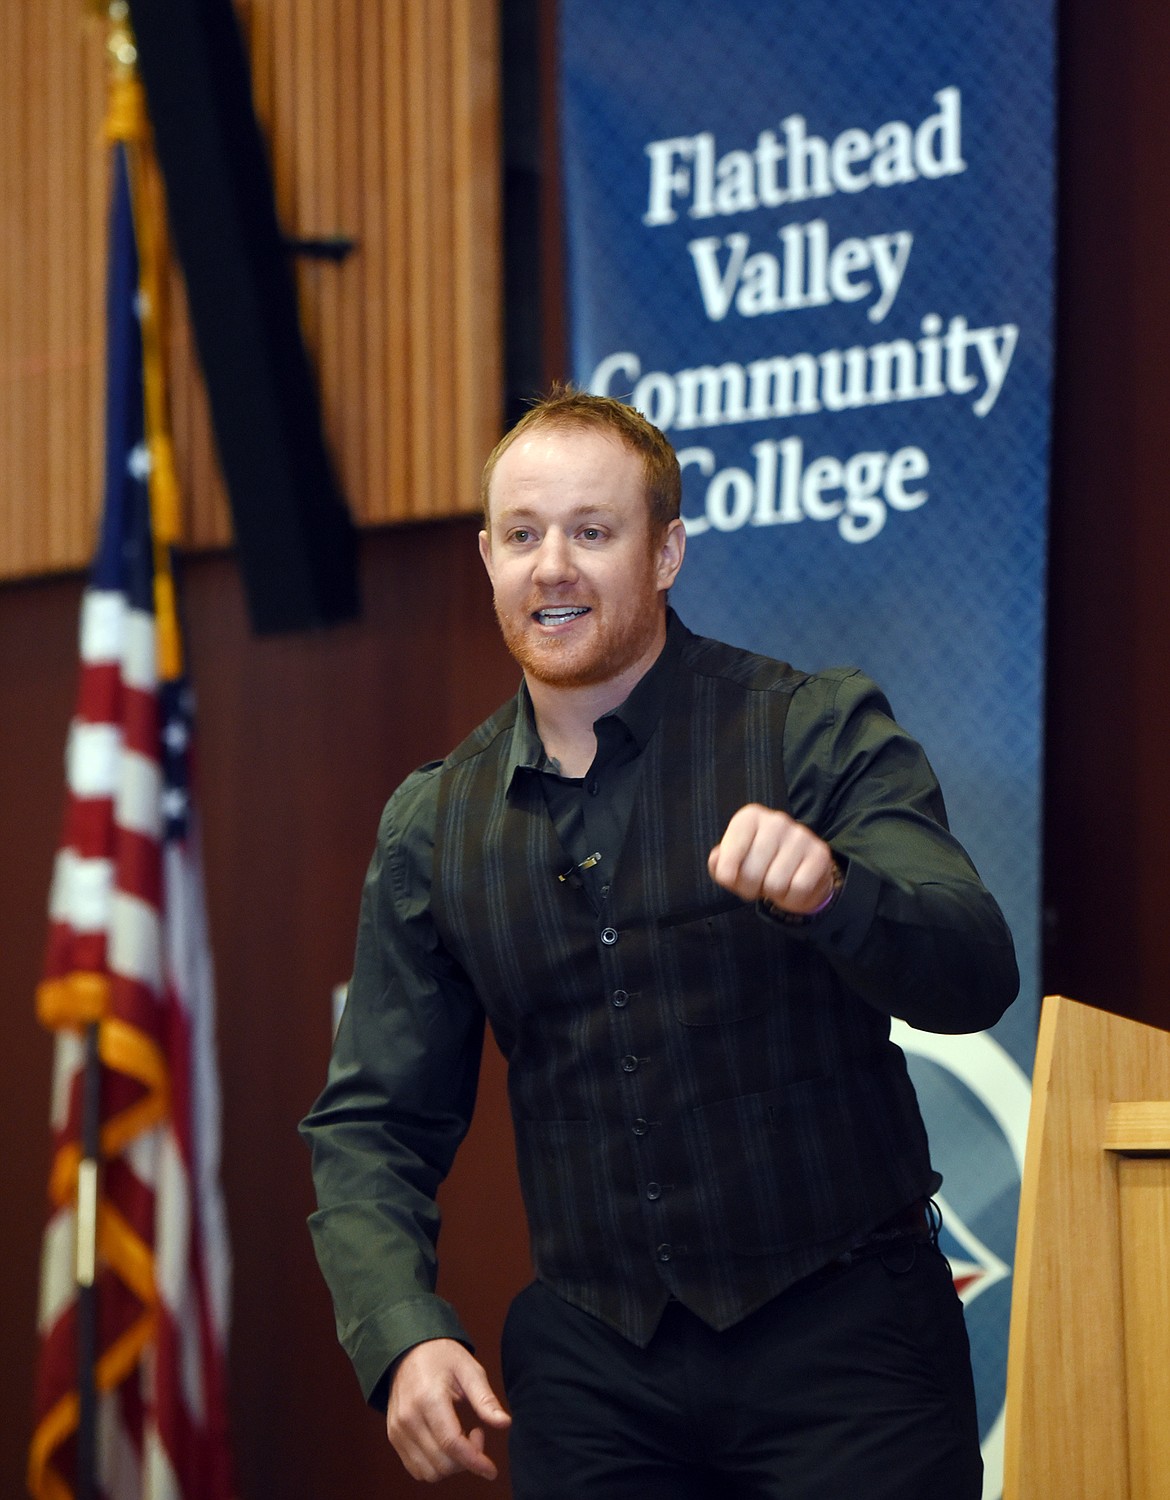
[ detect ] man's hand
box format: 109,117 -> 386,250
386,1338 -> 511,1483
709,803 -> 837,915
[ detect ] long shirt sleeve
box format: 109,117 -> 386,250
776,666 -> 1019,1033
300,765 -> 485,1405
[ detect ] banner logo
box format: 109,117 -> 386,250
892,1021 -> 1031,1498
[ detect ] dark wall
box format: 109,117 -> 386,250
1,575 -> 78,1500
1042,1 -> 1170,1024
3,2 -> 1170,1498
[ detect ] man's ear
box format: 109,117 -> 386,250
478,528 -> 492,576
656,517 -> 686,591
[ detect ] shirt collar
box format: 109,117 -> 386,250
503,608 -> 687,784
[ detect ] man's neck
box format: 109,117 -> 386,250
527,643 -> 663,779
526,678 -> 625,779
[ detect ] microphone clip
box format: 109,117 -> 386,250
557,851 -> 602,883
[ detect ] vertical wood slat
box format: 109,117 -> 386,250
382,0 -> 411,523
0,0 -> 502,583
29,1 -> 52,566
46,0 -> 70,562
335,0 -> 364,510
356,0 -> 385,525
423,1 -> 456,520
87,12 -> 109,552
404,0 -> 433,520
452,0 -> 503,519
313,0 -> 340,484
0,6 -> 23,570
65,0 -> 89,562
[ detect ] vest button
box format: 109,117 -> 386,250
611,988 -> 629,1007
601,927 -> 618,945
620,1055 -> 639,1073
656,1243 -> 673,1263
632,1118 -> 649,1136
646,1182 -> 662,1201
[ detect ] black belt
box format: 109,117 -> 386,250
833,1196 -> 936,1268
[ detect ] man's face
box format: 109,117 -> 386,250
479,426 -> 685,691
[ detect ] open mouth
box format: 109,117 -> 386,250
533,606 -> 591,625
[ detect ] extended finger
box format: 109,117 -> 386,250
437,1392 -> 504,1479
458,1366 -> 512,1432
412,1404 -> 499,1482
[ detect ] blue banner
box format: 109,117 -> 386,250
559,3 -> 1053,1492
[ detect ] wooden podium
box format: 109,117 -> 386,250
1004,995 -> 1170,1499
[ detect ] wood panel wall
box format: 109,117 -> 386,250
0,0 -> 502,582
0,3 -> 108,579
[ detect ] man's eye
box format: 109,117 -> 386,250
580,527 -> 603,541
509,529 -> 532,543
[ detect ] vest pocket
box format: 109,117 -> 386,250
685,1069 -> 908,1254
659,899 -> 772,1025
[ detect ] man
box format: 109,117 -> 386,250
302,389 -> 1018,1498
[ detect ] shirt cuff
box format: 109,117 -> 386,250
347,1293 -> 474,1409
757,855 -> 880,954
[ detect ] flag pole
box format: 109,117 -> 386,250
75,1023 -> 101,1500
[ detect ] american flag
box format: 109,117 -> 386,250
29,138 -> 235,1500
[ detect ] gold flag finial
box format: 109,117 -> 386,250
103,0 -> 148,142
106,1 -> 137,76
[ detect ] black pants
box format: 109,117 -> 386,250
501,1244 -> 982,1500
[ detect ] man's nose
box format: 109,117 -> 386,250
532,530 -> 577,584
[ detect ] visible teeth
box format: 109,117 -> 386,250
536,607 -> 589,623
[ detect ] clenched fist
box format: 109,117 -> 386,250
709,803 -> 839,916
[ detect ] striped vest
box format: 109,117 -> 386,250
432,628 -> 933,1344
